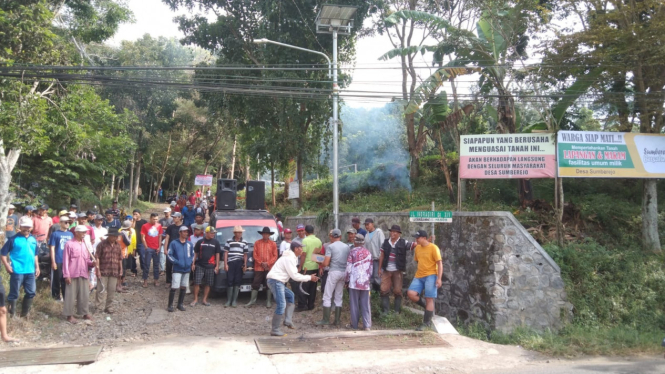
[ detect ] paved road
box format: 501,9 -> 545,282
472,356 -> 665,374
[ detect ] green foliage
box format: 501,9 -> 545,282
0,1 -> 58,64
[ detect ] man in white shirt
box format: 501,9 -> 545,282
266,241 -> 319,336
363,218 -> 385,292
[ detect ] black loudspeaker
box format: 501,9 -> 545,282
245,180 -> 265,210
216,179 -> 237,210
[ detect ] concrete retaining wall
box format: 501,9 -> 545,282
284,211 -> 571,332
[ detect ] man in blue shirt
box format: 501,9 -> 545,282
181,202 -> 196,227
1,216 -> 40,318
48,215 -> 74,301
102,209 -> 121,229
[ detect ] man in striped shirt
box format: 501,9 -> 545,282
223,225 -> 248,307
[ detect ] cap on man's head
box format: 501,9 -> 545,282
95,214 -> 104,220
170,201 -> 177,207
8,204 -> 15,210
194,224 -> 204,231
172,212 -> 182,218
354,233 -> 365,243
412,230 -> 428,239
77,213 -> 87,219
364,218 -> 374,224
305,225 -> 314,234
121,220 -> 132,229
331,229 -> 342,238
296,224 -> 305,231
25,205 -> 35,211
205,226 -> 216,233
19,216 -> 33,228
179,226 -> 190,232
86,210 -> 95,216
58,210 -> 69,217
346,227 -> 357,234
70,204 -> 77,209
75,225 -> 89,233
389,224 -> 402,233
284,228 -> 292,234
68,212 -> 77,219
163,207 -> 171,213
105,209 -> 113,215
60,215 -> 71,222
290,241 -> 303,250
351,217 -> 360,224
41,204 -> 49,210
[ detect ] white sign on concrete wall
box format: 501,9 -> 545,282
288,182 -> 299,199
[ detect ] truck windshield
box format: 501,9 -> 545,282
215,226 -> 278,246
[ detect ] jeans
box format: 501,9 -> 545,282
296,270 -> 318,309
268,278 -> 294,316
135,243 -> 145,274
8,272 -> 36,301
143,248 -> 160,280
51,263 -> 66,300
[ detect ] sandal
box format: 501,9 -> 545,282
190,301 -> 198,307
202,302 -> 211,306
142,282 -> 148,288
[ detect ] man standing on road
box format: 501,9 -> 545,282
191,212 -> 208,233
246,227 -> 277,308
32,204 -> 53,245
103,210 -> 120,229
266,241 -> 319,336
346,227 -> 356,247
49,215 -> 73,301
133,210 -> 147,278
298,225 -> 322,311
95,228 -> 122,314
363,218 -> 385,292
159,208 -> 173,228
289,224 -> 307,307
109,200 -> 121,220
1,217 -> 39,318
92,215 -> 107,248
166,226 -> 194,312
191,227 -> 221,307
5,204 -> 18,242
379,225 -> 414,315
293,224 -> 306,245
224,226 -> 248,308
316,228 -> 350,326
275,213 -> 284,241
189,225 -> 204,247
279,228 -> 293,256
62,225 -> 94,324
23,205 -> 35,219
141,213 -> 164,288
346,234 -> 372,331
182,202 -> 196,228
407,230 -> 443,331
351,217 -> 367,236
162,213 -> 187,287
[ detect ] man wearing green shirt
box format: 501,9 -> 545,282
296,225 -> 322,311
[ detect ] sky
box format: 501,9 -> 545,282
108,0 -> 434,109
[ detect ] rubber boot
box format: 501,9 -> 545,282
380,295 -> 390,316
283,303 -> 296,329
416,310 -> 433,331
167,289 -> 176,312
265,290 -> 272,308
7,300 -> 16,318
394,296 -> 402,314
416,296 -> 426,308
270,314 -> 285,336
177,289 -> 186,311
315,306 -> 331,326
245,290 -> 258,307
333,307 -> 342,327
20,297 -> 33,318
225,287 -> 233,307
231,286 -> 240,308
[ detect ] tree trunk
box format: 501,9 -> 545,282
555,177 -> 565,247
296,155 -> 303,206
271,162 -> 276,207
148,174 -> 154,204
230,136 -> 237,179
217,163 -> 223,181
406,112 -> 420,180
245,155 -> 250,182
202,164 -> 209,197
128,155 -> 134,208
0,142 -> 21,244
133,154 -> 141,203
642,179 -> 661,251
111,173 -> 115,197
155,133 -> 172,202
434,128 -> 455,203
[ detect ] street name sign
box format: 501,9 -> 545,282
409,211 -> 453,223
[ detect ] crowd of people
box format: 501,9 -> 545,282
0,196 -> 442,341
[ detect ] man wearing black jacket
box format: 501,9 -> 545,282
378,225 -> 414,315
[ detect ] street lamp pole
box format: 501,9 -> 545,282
332,29 -> 339,230
252,39 -> 331,78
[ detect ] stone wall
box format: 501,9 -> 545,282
284,211 -> 571,333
